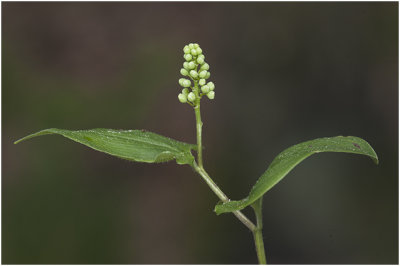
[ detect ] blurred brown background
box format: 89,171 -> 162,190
2,2 -> 398,264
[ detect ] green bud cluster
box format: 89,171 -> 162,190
178,43 -> 215,104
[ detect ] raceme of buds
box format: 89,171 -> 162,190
178,43 -> 216,104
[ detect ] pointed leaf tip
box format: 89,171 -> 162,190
215,136 -> 378,214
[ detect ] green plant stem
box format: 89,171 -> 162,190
192,161 -> 256,231
193,79 -> 204,168
192,95 -> 255,231
252,199 -> 267,264
194,104 -> 203,168
192,90 -> 267,262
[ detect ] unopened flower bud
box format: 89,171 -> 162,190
183,45 -> 191,54
190,70 -> 198,78
184,54 -> 192,61
189,43 -> 195,49
205,72 -> 211,79
196,47 -> 202,55
199,70 -> 207,79
188,61 -> 196,69
200,63 -> 209,71
207,91 -> 215,100
182,79 -> 191,87
188,92 -> 196,102
199,79 -> 206,86
207,82 -> 215,91
197,56 -> 204,64
183,62 -> 190,70
191,49 -> 198,56
201,85 -> 210,94
193,43 -> 199,48
182,88 -> 189,95
179,78 -> 191,87
178,93 -> 187,103
180,68 -> 189,76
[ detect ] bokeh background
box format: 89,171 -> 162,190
2,2 -> 398,264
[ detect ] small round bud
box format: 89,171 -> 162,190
201,85 -> 210,94
184,53 -> 192,61
205,72 -> 211,79
183,62 -> 190,70
182,79 -> 191,87
193,43 -> 199,48
197,56 -> 204,64
197,54 -> 205,61
179,78 -> 191,87
207,91 -> 215,100
180,68 -> 189,76
196,47 -> 202,55
199,70 -> 207,79
207,81 -> 215,91
191,49 -> 198,56
183,45 -> 191,54
182,88 -> 189,95
200,63 -> 209,71
189,43 -> 195,49
178,93 -> 187,103
188,92 -> 196,102
189,70 -> 198,79
199,79 -> 206,86
188,61 -> 196,69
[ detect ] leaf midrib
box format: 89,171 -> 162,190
71,129 -> 189,154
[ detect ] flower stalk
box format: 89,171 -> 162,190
179,43 -> 267,264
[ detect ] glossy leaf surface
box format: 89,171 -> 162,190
15,128 -> 196,165
215,136 -> 378,214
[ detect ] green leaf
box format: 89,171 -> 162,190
215,136 -> 378,215
14,128 -> 196,165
